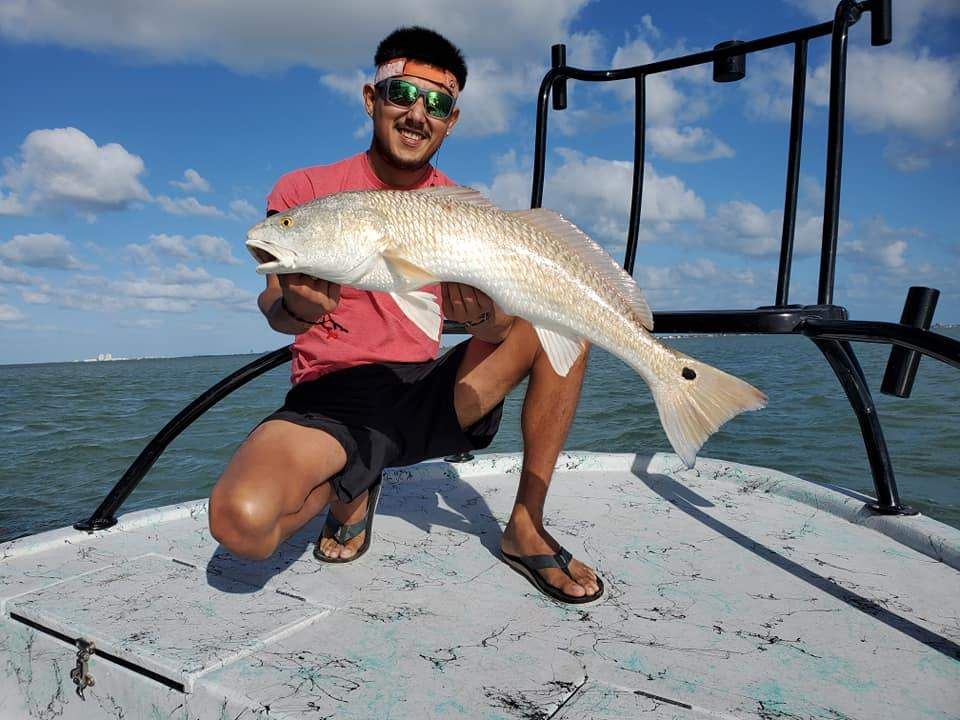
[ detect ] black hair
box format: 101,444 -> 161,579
375,26 -> 468,91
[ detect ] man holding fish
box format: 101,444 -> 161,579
209,27 -> 606,603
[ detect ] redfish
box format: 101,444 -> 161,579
246,186 -> 766,466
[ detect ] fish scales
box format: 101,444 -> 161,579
369,190 -> 647,357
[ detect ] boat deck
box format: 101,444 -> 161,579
2,452 -> 958,719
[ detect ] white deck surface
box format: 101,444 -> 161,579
2,451 -> 959,719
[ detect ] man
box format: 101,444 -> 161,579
209,27 -> 602,603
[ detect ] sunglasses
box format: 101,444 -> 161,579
375,78 -> 456,119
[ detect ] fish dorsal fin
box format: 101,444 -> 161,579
533,325 -> 585,377
389,290 -> 442,341
382,248 -> 439,289
409,185 -> 498,210
510,208 -> 654,331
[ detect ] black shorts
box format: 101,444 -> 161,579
261,340 -> 503,503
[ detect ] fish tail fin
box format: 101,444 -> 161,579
649,356 -> 767,468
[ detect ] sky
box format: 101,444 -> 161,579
0,0 -> 957,364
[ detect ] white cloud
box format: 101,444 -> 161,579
119,317 -> 163,329
149,233 -> 191,258
156,195 -> 225,217
138,298 -> 193,313
170,168 -> 211,192
21,290 -> 51,304
786,0 -> 960,45
566,30 -> 606,69
192,234 -> 241,265
450,57 -> 544,138
647,126 -> 735,162
631,257 -> 767,310
127,233 -> 241,265
746,43 -> 959,171
705,201 -> 848,259
809,49 -> 960,140
598,21 -> 729,163
319,70 -> 369,100
0,1 -> 588,72
610,36 -> 686,125
841,218 -> 922,271
0,191 -> 26,215
0,232 -> 88,269
126,242 -> 158,266
479,148 -> 705,250
740,48 -> 795,122
1,2 -> 596,142
110,264 -> 253,310
883,144 -> 932,173
229,199 -> 260,220
41,264 -> 256,315
0,303 -> 25,323
0,265 -> 33,285
0,127 -> 150,216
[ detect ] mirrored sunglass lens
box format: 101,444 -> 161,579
425,92 -> 453,118
388,80 -> 419,106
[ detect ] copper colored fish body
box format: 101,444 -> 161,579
246,187 -> 767,466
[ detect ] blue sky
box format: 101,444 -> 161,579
0,0 -> 957,364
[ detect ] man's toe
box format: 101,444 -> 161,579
542,568 -> 586,598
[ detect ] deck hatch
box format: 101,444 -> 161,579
5,553 -> 329,692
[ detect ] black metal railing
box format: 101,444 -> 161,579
75,0 -> 959,532
529,0 -> 958,515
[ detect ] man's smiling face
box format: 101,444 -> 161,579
365,73 -> 460,173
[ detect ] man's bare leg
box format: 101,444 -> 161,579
453,321 -> 600,599
501,346 -> 598,599
209,420 -> 348,560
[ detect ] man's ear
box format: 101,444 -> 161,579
362,84 -> 376,117
444,107 -> 461,135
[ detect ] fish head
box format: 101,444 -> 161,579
245,194 -> 387,284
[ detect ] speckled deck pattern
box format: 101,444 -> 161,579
1,452 -> 958,719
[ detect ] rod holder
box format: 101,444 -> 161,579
870,0 -> 892,46
713,40 -> 746,82
881,287 -> 940,398
551,44 -> 567,110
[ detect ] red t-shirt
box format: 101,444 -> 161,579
265,152 -> 456,385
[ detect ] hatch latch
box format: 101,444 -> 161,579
69,638 -> 96,700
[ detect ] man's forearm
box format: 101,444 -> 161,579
259,287 -> 314,335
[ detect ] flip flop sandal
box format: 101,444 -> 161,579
314,479 -> 382,564
501,546 -> 605,605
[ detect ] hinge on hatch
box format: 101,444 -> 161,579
69,638 -> 96,700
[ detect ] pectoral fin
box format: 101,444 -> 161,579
382,248 -> 438,289
533,325 -> 585,377
390,290 -> 442,341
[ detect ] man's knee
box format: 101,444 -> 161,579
208,487 -> 278,560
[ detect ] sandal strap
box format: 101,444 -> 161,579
324,509 -> 368,544
516,546 -> 573,573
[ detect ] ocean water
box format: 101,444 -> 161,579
1,330 -> 958,543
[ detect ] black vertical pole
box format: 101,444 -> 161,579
531,45 -> 567,210
530,71 -> 554,210
812,338 -> 913,515
817,1 -> 857,305
624,75 -> 647,276
551,44 -> 567,110
776,40 -> 808,307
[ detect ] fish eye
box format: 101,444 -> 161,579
279,217 -> 294,229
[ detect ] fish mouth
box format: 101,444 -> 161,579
246,239 -> 289,274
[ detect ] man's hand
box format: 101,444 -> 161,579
442,283 -> 493,325
442,283 -> 515,344
280,273 -> 340,321
258,273 -> 340,334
